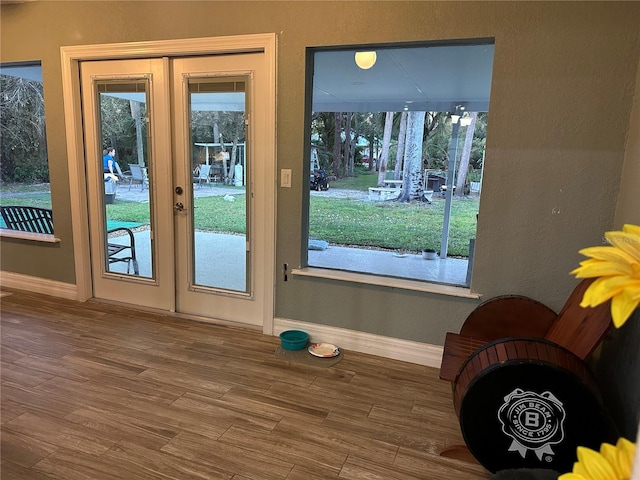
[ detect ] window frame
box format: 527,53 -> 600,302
0,60 -> 57,243
300,40 -> 493,293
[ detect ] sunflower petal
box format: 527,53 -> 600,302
578,246 -> 637,265
580,277 -> 613,307
572,224 -> 640,330
623,224 -> 640,237
616,437 -> 636,479
599,442 -> 623,478
572,460 -> 592,479
611,290 -> 640,328
571,258 -> 632,278
581,276 -> 639,307
558,474 -> 588,480
605,231 -> 640,262
576,446 -> 618,479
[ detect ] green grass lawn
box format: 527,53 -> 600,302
2,174 -> 479,257
105,196 -> 248,232
309,196 -> 477,256
318,170 -> 478,256
0,192 -> 52,209
329,168 -> 380,190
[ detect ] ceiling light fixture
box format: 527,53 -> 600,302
355,51 -> 377,70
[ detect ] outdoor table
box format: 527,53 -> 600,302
382,180 -> 403,189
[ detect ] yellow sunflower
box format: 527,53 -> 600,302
571,224 -> 640,328
558,437 -> 636,480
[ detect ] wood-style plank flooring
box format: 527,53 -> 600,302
0,289 -> 489,480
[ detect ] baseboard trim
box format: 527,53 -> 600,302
274,317 -> 443,368
0,271 -> 77,300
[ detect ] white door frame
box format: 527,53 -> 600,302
60,34 -> 277,334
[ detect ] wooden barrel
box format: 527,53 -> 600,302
453,337 -> 612,474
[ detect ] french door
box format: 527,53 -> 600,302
80,53 -> 272,328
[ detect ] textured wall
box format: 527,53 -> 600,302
614,57 -> 640,230
1,2 -> 639,347
598,58 -> 640,442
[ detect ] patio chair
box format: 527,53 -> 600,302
107,227 -> 139,275
194,164 -> 211,187
114,162 -> 131,185
128,164 -> 148,191
438,278 -> 614,472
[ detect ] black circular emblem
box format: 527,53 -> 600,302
458,361 -> 612,473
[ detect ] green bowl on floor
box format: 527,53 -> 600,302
279,330 -> 309,350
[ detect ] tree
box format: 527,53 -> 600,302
376,112 -> 394,186
130,100 -> 145,166
393,111 -> 408,180
369,112 -> 385,172
343,112 -> 352,177
355,112 -> 382,170
455,112 -> 478,194
190,109 -> 245,181
423,112 -> 451,170
0,75 -> 49,183
332,112 -> 342,177
100,96 -> 136,156
226,111 -> 245,185
397,111 -> 426,202
347,113 -> 358,176
218,132 -> 229,183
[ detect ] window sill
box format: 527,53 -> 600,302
0,229 -> 60,243
291,267 -> 481,299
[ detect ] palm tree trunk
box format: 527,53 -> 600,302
332,112 -> 342,177
455,112 -> 478,194
343,112 -> 352,177
129,100 -> 145,167
393,111 -> 408,180
348,114 -> 359,177
397,111 -> 426,202
377,112 -> 394,186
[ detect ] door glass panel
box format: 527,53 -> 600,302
97,81 -> 153,278
188,79 -> 248,292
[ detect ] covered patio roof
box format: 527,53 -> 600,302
312,41 -> 494,113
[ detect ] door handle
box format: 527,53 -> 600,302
174,202 -> 185,212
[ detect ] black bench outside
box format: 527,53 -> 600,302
0,205 -> 54,234
0,205 -> 138,275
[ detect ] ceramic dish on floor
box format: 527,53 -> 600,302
308,343 -> 340,358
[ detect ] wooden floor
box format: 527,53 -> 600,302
0,289 -> 489,480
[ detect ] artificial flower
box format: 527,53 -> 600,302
558,437 -> 636,480
571,224 -> 640,328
